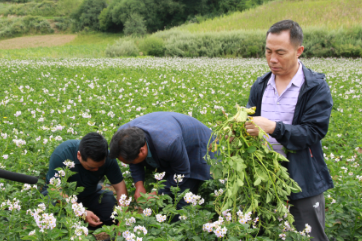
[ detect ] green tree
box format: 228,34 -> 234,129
123,13 -> 147,36
71,0 -> 107,31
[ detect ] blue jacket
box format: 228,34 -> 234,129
118,112 -> 213,186
247,64 -> 334,200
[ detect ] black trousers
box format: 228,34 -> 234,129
42,185 -> 117,230
290,193 -> 329,241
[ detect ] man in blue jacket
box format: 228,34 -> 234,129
109,112 -> 213,210
245,20 -> 333,240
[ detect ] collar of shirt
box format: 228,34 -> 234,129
146,141 -> 152,158
267,61 -> 304,90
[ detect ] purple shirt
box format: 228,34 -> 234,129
261,62 -> 304,156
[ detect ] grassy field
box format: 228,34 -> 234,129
173,0 -> 362,32
0,33 -> 123,58
0,57 -> 361,240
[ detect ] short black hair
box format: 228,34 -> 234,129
79,132 -> 108,162
109,127 -> 146,162
267,20 -> 303,47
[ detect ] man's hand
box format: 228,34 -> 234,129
85,210 -> 103,227
245,117 -> 276,136
134,181 -> 147,200
134,181 -> 157,201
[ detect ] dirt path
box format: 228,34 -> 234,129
0,34 -> 77,49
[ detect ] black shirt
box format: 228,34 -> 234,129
45,140 -> 123,198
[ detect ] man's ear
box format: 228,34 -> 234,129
297,45 -> 304,58
77,151 -> 82,162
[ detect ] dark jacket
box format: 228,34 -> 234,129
118,112 -> 213,187
247,64 -> 334,200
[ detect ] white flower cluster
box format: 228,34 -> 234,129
0,183 -> 5,191
66,195 -> 78,204
203,217 -> 227,238
49,177 -> 61,187
119,194 -> 132,206
27,207 -> 57,232
54,170 -> 65,178
219,178 -> 227,184
21,183 -> 36,192
222,209 -> 232,221
279,223 -> 312,240
154,172 -> 166,181
173,174 -> 185,183
72,202 -> 87,217
155,214 -> 167,223
125,217 -> 136,226
214,188 -> 224,197
237,210 -> 252,224
184,192 -> 204,206
51,125 -> 64,132
13,138 -> 26,147
122,230 -> 143,241
63,160 -> 75,168
143,208 -> 152,217
179,215 -> 187,221
134,225 -> 147,235
71,221 -> 88,240
1,198 -> 21,211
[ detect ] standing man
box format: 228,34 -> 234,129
109,112 -> 213,210
44,132 -> 128,229
245,20 -> 333,240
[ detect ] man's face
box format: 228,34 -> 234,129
117,143 -> 147,165
265,30 -> 304,77
77,151 -> 105,171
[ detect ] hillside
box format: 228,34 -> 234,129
173,0 -> 362,32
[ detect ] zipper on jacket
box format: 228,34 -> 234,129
309,148 -> 313,158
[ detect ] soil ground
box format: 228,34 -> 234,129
0,34 -> 76,49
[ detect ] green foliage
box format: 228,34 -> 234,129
175,0 -> 362,33
53,17 -> 73,32
105,39 -> 139,57
135,27 -> 362,58
123,13 -> 147,37
205,106 -> 302,237
0,16 -> 54,40
0,0 -> 30,3
4,1 -> 57,17
138,37 -> 165,56
71,0 -> 107,31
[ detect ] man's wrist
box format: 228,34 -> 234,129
267,120 -> 277,134
135,181 -> 144,190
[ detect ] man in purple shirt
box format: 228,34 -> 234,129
245,20 -> 333,240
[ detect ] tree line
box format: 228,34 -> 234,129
71,0 -> 273,35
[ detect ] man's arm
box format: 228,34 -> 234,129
112,180 -> 128,205
247,81 -> 333,151
165,136 -> 190,186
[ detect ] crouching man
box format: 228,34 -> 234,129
109,112 -> 215,213
43,132 -> 128,229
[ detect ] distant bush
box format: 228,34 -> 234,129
106,27 -> 362,58
71,0 -> 107,31
0,16 -> 53,39
138,37 -> 165,56
123,13 -> 147,37
4,1 -> 57,17
53,17 -> 73,31
105,39 -> 139,57
156,30 -> 265,57
0,0 -> 30,3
